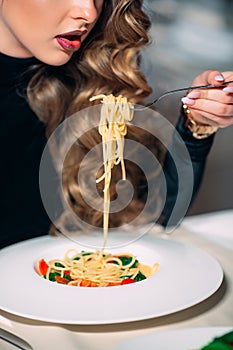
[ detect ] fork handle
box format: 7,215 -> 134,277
133,80 -> 233,111
161,79 -> 233,95
168,80 -> 233,101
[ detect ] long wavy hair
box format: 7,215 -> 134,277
26,0 -> 164,234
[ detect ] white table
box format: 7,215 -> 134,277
182,209 -> 233,251
1,210 -> 233,349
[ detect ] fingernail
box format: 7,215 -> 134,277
187,91 -> 201,98
214,75 -> 224,82
223,87 -> 233,93
181,97 -> 195,105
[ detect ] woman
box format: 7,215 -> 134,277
0,0 -> 232,248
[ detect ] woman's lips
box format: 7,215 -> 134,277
56,35 -> 81,51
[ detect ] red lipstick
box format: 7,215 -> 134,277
56,30 -> 87,51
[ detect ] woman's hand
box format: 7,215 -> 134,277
181,70 -> 233,128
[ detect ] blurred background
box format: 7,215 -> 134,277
143,0 -> 233,216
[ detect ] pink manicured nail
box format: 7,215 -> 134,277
223,87 -> 233,93
181,97 -> 195,105
214,74 -> 224,81
187,91 -> 201,98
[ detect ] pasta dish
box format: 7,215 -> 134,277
37,249 -> 159,287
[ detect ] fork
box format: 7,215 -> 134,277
132,80 -> 233,111
0,328 -> 33,350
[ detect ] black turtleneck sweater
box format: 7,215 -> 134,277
0,53 -> 53,248
0,53 -> 215,249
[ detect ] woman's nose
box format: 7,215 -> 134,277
71,0 -> 100,23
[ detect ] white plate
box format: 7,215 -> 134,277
0,234 -> 223,324
114,327 -> 233,350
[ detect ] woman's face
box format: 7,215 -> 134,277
0,0 -> 104,65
